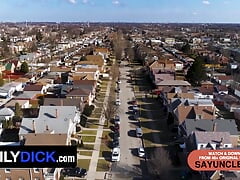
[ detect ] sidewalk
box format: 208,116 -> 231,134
87,79 -> 112,180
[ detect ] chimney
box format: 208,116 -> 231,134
55,109 -> 58,118
32,120 -> 35,133
213,122 -> 217,132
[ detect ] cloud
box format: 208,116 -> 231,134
223,1 -> 230,4
82,0 -> 89,4
202,0 -> 210,5
192,12 -> 198,16
68,0 -> 77,4
112,0 -> 120,5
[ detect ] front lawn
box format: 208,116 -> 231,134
77,159 -> 91,170
81,136 -> 96,143
96,159 -> 111,171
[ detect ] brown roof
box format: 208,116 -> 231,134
66,89 -> 91,97
199,87 -> 214,95
95,48 -> 109,54
76,68 -> 98,73
0,169 -> 44,180
44,98 -> 82,110
217,75 -> 232,81
24,133 -> 68,145
167,93 -> 195,100
73,80 -> 96,86
24,85 -> 43,91
176,105 -> 215,124
50,66 -> 72,72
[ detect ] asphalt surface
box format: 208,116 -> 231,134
111,61 -> 147,179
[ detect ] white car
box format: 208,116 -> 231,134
132,105 -> 138,111
115,99 -> 121,106
138,147 -> 145,158
112,147 -> 120,162
114,115 -> 120,124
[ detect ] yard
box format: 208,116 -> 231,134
96,159 -> 111,171
77,159 -> 91,170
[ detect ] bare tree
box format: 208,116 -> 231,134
112,30 -> 127,60
103,93 -> 118,127
148,147 -> 172,179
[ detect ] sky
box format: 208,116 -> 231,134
0,0 -> 240,23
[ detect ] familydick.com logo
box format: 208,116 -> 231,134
0,146 -> 77,168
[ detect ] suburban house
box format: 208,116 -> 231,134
66,88 -> 94,106
0,82 -> 23,98
189,131 -> 233,150
4,99 -> 30,109
23,133 -> 69,145
19,106 -> 80,137
156,80 -> 191,93
167,92 -> 195,104
174,105 -> 215,125
72,68 -> 100,81
43,98 -> 84,112
179,119 -> 238,147
0,107 -> 14,121
24,84 -> 47,94
198,81 -> 214,99
85,55 -> 105,71
94,47 -> 110,59
0,169 -> 44,180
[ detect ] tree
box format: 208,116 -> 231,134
0,77 -> 4,87
36,31 -> 43,43
148,148 -> 172,179
15,102 -> 23,117
103,86 -> 118,127
29,42 -> 38,52
181,42 -> 191,54
20,61 -> 29,73
186,56 -> 207,86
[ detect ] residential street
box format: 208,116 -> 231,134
111,61 -> 146,179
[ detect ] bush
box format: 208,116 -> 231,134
80,115 -> 88,127
82,105 -> 95,117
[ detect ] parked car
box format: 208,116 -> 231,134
112,147 -> 120,162
61,167 -> 87,178
112,139 -> 120,148
138,147 -> 145,158
113,131 -> 120,140
133,105 -> 138,111
115,98 -> 121,106
114,115 -> 120,124
114,124 -> 120,131
117,79 -> 121,84
136,127 -> 143,137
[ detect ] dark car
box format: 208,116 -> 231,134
114,124 -> 120,131
61,167 -> 87,177
112,139 -> 120,148
113,131 -> 120,141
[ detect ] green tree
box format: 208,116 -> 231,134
181,43 -> 191,54
186,56 -> 207,86
0,77 -> 4,87
20,62 -> 29,73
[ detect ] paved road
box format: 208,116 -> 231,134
111,61 -> 145,179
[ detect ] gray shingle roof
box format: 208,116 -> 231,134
183,119 -> 238,136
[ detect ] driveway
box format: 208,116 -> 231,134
111,61 -> 145,179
